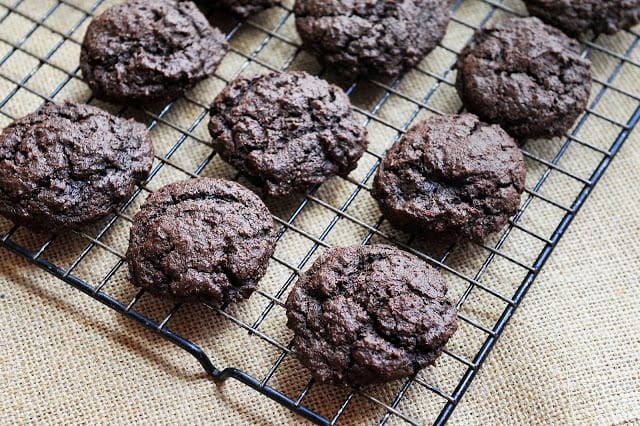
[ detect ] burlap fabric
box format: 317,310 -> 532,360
0,0 -> 639,424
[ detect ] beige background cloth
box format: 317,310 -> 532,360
0,0 -> 639,424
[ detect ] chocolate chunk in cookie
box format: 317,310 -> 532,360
0,102 -> 153,233
205,0 -> 281,17
286,244 -> 458,386
127,178 -> 275,307
372,114 -> 526,242
455,17 -> 592,140
80,0 -> 228,103
294,0 -> 451,78
524,0 -> 640,36
208,71 -> 367,197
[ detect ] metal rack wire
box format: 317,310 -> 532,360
0,0 -> 638,424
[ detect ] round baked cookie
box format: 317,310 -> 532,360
208,71 -> 367,197
294,0 -> 450,78
205,0 -> 280,17
127,178 -> 276,307
524,0 -> 640,36
0,102 -> 153,233
286,244 -> 458,386
372,114 -> 526,242
455,17 -> 592,140
80,0 -> 228,103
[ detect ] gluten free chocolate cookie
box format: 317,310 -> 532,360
80,0 -> 228,103
455,17 -> 592,140
208,71 -> 367,197
372,114 -> 526,242
127,178 -> 275,307
294,0 -> 450,78
0,101 -> 153,233
286,244 -> 458,386
524,0 -> 640,36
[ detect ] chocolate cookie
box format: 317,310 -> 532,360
294,0 -> 450,78
372,114 -> 526,242
206,0 -> 281,17
286,244 -> 458,386
80,0 -> 228,103
127,178 -> 275,307
455,17 -> 592,140
524,0 -> 640,36
0,102 -> 153,233
208,71 -> 367,196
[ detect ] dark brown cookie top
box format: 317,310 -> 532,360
0,101 -> 153,233
208,71 -> 367,197
80,0 -> 228,103
294,0 -> 450,78
524,0 -> 640,36
286,244 -> 458,386
127,178 -> 275,307
455,17 -> 592,140
208,0 -> 281,17
372,114 -> 526,241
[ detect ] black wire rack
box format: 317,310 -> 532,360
1,0 -> 638,424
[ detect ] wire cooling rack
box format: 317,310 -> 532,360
1,0 -> 639,424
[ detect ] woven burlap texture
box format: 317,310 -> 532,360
1,0 -> 639,424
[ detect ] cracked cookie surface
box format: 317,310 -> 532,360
524,0 -> 640,36
80,0 -> 228,103
208,71 -> 367,197
127,178 -> 275,307
294,0 -> 450,78
286,244 -> 458,386
455,17 -> 592,140
0,101 -> 153,233
372,114 -> 526,242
